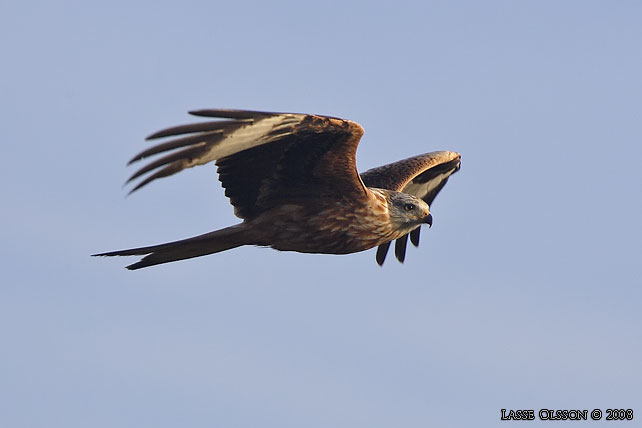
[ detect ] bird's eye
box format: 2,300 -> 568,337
404,203 -> 415,211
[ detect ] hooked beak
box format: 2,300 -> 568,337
423,213 -> 433,228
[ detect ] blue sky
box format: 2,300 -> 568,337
1,1 -> 640,427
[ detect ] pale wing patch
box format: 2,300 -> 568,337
183,114 -> 301,168
403,171 -> 454,200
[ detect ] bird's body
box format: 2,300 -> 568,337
94,109 -> 460,269
248,188 -> 423,254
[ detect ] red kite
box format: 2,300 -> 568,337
94,109 -> 460,269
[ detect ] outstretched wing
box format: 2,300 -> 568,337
127,109 -> 368,219
360,151 -> 461,265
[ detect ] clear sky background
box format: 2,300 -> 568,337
1,1 -> 640,427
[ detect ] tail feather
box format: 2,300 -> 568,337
93,224 -> 249,270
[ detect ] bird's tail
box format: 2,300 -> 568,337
93,224 -> 250,270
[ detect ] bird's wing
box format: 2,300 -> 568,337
360,151 -> 461,265
127,109 -> 368,219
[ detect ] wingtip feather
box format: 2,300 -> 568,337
376,242 -> 391,266
188,109 -> 273,119
394,235 -> 408,263
410,228 -> 421,247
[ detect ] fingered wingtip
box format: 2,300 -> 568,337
410,227 -> 420,247
376,241 -> 391,266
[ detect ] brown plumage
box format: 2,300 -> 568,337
93,109 -> 460,269
361,151 -> 462,264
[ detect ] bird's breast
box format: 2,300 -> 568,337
253,190 -> 400,254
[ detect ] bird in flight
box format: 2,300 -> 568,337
94,109 -> 460,269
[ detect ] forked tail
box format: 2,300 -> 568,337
93,224 -> 249,270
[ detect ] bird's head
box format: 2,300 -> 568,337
387,191 -> 432,232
